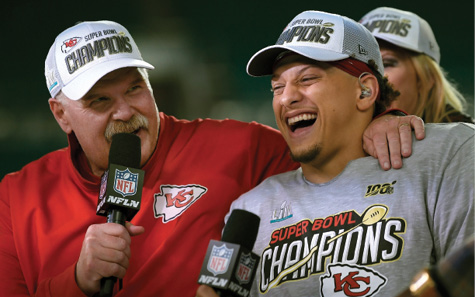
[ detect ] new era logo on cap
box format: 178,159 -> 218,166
45,20 -> 154,100
246,10 -> 383,77
359,7 -> 440,63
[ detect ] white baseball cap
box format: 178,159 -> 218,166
45,20 -> 154,100
359,7 -> 440,63
247,10 -> 384,77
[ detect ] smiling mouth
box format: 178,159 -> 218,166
287,114 -> 317,132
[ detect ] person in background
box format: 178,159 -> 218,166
0,20 -> 423,297
197,9 -> 474,297
360,7 -> 474,123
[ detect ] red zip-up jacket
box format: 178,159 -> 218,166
0,113 -> 298,297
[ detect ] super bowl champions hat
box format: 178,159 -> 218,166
247,10 -> 384,77
45,20 -> 154,100
359,7 -> 440,63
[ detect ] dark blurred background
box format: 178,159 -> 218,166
1,0 -> 473,178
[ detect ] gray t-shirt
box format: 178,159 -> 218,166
228,123 -> 474,297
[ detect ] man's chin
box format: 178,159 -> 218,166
290,146 -> 321,164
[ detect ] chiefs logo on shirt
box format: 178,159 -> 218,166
153,184 -> 207,223
321,264 -> 386,297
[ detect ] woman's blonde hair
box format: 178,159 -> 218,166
410,54 -> 468,123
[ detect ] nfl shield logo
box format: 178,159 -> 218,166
236,253 -> 256,284
114,168 -> 138,197
207,244 -> 234,276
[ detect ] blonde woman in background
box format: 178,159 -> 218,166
360,7 -> 474,123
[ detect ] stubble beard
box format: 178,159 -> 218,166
290,144 -> 322,164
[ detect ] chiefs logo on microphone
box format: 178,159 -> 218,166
154,184 -> 207,223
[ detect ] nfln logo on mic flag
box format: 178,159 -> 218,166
208,244 -> 234,276
236,253 -> 257,284
96,164 -> 144,220
114,168 -> 138,197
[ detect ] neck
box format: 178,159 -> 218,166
300,140 -> 367,184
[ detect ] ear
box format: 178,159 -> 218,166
49,98 -> 73,134
356,74 -> 379,112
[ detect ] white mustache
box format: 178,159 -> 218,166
104,114 -> 149,142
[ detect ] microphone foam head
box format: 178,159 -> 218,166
222,209 -> 260,250
109,133 -> 141,168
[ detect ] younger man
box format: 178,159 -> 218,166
200,10 -> 474,297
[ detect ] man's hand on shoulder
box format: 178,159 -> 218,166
363,114 -> 425,170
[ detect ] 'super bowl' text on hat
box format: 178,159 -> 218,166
45,20 -> 154,100
359,7 -> 440,63
246,10 -> 384,77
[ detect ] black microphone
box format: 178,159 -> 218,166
395,236 -> 474,297
197,209 -> 261,297
96,133 -> 145,297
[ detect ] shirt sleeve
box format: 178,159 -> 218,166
248,123 -> 299,187
432,128 -> 474,259
0,176 -> 86,297
35,264 -> 87,297
0,176 -> 30,296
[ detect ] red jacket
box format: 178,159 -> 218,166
0,113 -> 298,297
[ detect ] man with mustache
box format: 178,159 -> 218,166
0,20 -> 423,297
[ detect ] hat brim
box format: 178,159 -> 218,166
375,35 -> 421,55
246,44 -> 349,77
61,58 -> 154,100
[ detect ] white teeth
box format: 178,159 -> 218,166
287,113 -> 317,125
